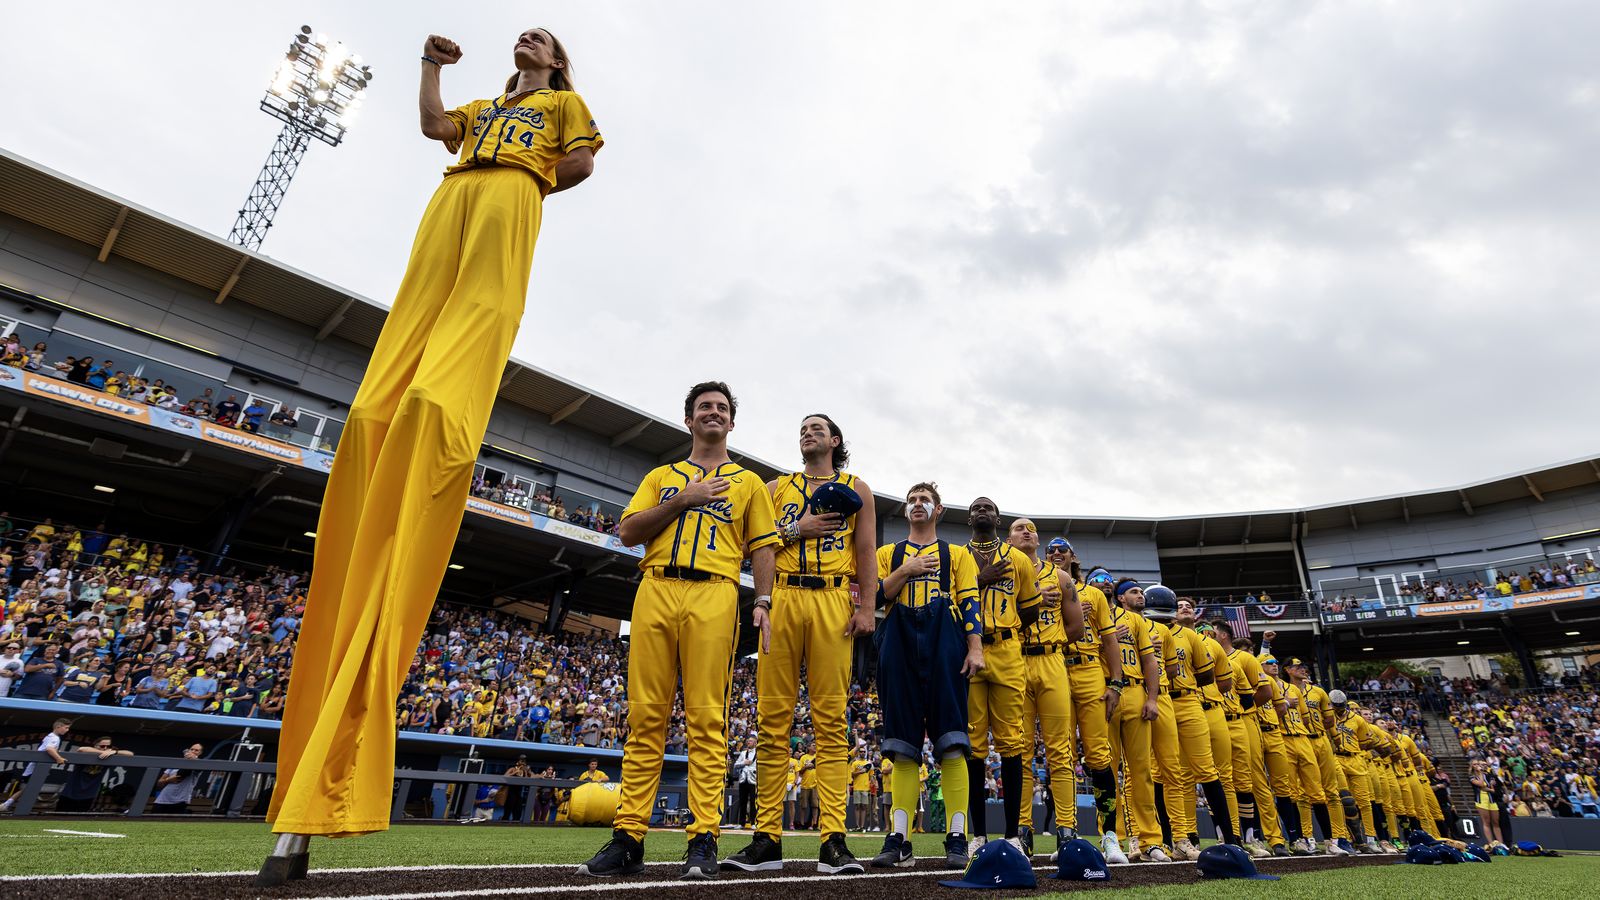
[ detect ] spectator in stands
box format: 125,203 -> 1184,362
184,388 -> 216,418
64,356 -> 91,384
0,641 -> 24,696
239,399 -> 268,434
151,742 -> 204,814
55,736 -> 133,812
267,407 -> 298,438
86,360 -> 112,391
130,662 -> 172,709
14,643 -> 66,699
213,395 -> 242,427
56,654 -> 103,702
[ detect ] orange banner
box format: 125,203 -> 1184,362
20,374 -> 151,422
197,422 -> 305,464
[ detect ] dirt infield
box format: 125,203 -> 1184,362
0,854 -> 1397,899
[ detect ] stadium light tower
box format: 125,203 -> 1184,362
228,25 -> 372,251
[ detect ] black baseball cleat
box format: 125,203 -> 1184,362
577,830 -> 645,877
1271,843 -> 1291,857
1017,825 -> 1034,858
817,832 -> 865,874
944,832 -> 970,869
722,832 -> 783,872
1048,826 -> 1078,862
871,832 -> 915,868
256,834 -> 310,887
682,832 -> 719,880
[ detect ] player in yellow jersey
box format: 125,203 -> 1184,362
961,498 -> 1042,853
262,28 -> 602,886
1288,660 -> 1360,854
1390,722 -> 1442,840
581,382 -> 780,881
870,482 -> 984,871
1190,615 -> 1238,843
724,414 -> 876,876
1326,691 -> 1386,853
1209,623 -> 1279,858
1150,595 -> 1237,856
1256,654 -> 1309,854
1137,590 -> 1183,857
1366,719 -> 1405,850
1054,560 -> 1123,862
1107,579 -> 1167,862
1005,519 -> 1085,859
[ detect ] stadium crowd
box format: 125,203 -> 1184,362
1446,676 -> 1600,821
467,478 -> 620,535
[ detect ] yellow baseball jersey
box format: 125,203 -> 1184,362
966,542 -> 1040,632
577,768 -> 609,783
1111,605 -> 1156,680
1228,649 -> 1268,717
1199,633 -> 1230,707
851,758 -> 873,791
443,89 -> 603,191
1301,683 -> 1333,736
1022,558 -> 1070,644
1071,582 -> 1116,661
1395,733 -> 1423,774
875,542 -> 981,636
1333,710 -> 1381,755
772,472 -> 863,578
1166,623 -> 1213,693
623,461 -> 781,581
1281,680 -> 1310,736
799,753 -> 818,788
1147,617 -> 1176,689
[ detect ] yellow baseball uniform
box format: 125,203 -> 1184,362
1256,668 -> 1300,844
1332,708 -> 1380,839
1300,681 -> 1352,840
268,88 -> 602,838
1164,622 -> 1219,840
1017,558 -> 1076,831
1197,633 -> 1235,829
754,472 -> 867,839
1069,583 -> 1117,773
966,542 -> 1040,759
1108,606 -> 1162,852
1147,618 -> 1183,842
610,460 -> 781,842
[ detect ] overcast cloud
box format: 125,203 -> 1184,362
7,1 -> 1600,516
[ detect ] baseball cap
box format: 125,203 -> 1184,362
1329,689 -> 1348,704
1285,657 -> 1307,668
938,838 -> 1037,889
1407,829 -> 1437,848
1197,844 -> 1279,880
1403,844 -> 1455,865
808,482 -> 863,518
1051,838 -> 1111,881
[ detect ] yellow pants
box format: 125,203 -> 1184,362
269,166 -> 544,837
1200,702 -> 1233,835
969,638 -> 1026,757
1068,661 -> 1113,771
1169,695 -> 1217,838
1310,734 -> 1352,839
754,585 -> 853,838
1335,755 -> 1375,838
613,576 -> 741,841
1259,726 -> 1298,802
1235,715 -> 1283,845
1109,683 -> 1161,850
1150,693 -> 1183,836
1420,775 -> 1444,823
1018,649 -> 1075,830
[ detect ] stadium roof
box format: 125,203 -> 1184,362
5,147 -> 1600,547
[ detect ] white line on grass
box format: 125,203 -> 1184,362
42,829 -> 126,838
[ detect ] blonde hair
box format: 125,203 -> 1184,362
506,28 -> 574,94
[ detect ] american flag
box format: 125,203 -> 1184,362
1198,603 -> 1251,638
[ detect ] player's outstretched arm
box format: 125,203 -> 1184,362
419,35 -> 463,143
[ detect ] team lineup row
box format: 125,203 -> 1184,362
573,383 -> 1449,880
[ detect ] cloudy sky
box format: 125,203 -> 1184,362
9,2 -> 1600,516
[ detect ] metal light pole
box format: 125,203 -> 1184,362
229,25 -> 372,251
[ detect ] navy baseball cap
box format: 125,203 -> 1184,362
1407,829 -> 1437,847
1197,844 -> 1279,880
1051,838 -> 1111,881
938,838 -> 1037,889
1403,844 -> 1449,865
808,482 -> 864,518
1464,843 -> 1493,863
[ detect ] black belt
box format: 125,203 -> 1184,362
656,566 -> 715,582
782,574 -> 847,589
1335,750 -> 1354,757
1200,700 -> 1218,710
1225,713 -> 1241,721
1259,723 -> 1278,733
981,628 -> 1016,645
1170,688 -> 1192,699
1021,644 -> 1060,657
1063,654 -> 1087,666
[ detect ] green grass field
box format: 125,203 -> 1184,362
0,820 -> 1595,898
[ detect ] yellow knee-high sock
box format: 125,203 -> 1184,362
941,755 -> 969,837
891,759 -> 918,837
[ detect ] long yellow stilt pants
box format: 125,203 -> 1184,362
612,576 -> 741,841
268,167 -> 543,837
753,586 -> 854,838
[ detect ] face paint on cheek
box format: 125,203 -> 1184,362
914,501 -> 935,518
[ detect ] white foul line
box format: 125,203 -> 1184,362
42,829 -> 127,838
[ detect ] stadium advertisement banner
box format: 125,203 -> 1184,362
1321,606 -> 1415,625
0,364 -> 337,472
464,496 -> 646,559
1412,584 -> 1600,617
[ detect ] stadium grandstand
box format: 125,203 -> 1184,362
0,147 -> 1597,856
